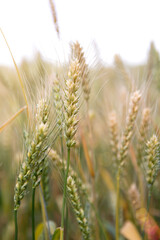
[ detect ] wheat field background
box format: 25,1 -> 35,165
1,1 -> 160,240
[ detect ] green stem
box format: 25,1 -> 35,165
39,186 -> 49,240
14,210 -> 18,240
147,188 -> 152,212
32,188 -> 36,240
143,187 -> 152,240
66,206 -> 69,240
60,135 -> 64,176
91,202 -> 110,240
61,147 -> 70,239
39,185 -> 51,240
116,169 -> 120,240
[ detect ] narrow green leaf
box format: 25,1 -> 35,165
52,227 -> 63,240
35,221 -> 56,240
35,223 -> 44,240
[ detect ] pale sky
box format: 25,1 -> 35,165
0,0 -> 160,66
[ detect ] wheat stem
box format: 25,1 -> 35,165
147,188 -> 152,212
61,135 -> 65,176
32,188 -> 36,240
14,210 -> 18,240
66,206 -> 69,240
39,186 -> 50,240
61,147 -> 70,239
143,188 -> 152,240
116,169 -> 120,240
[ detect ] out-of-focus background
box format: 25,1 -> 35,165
1,0 -> 160,66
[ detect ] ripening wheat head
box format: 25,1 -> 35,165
145,134 -> 160,188
14,96 -> 50,210
71,41 -> 91,102
67,176 -> 90,240
118,90 -> 141,168
64,58 -> 81,148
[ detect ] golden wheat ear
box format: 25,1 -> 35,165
64,58 -> 81,148
145,134 -> 159,188
49,0 -> 60,38
118,90 -> 141,168
53,74 -> 64,135
71,41 -> 91,103
108,110 -> 119,167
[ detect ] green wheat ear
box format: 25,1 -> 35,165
31,99 -> 50,189
49,149 -> 88,198
143,134 -> 160,211
67,176 -> 90,240
42,157 -> 50,204
137,108 -> 151,166
14,98 -> 50,210
145,134 -> 160,188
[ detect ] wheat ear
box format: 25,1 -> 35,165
67,176 -> 90,240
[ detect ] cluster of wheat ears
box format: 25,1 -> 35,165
0,37 -> 159,240
1,3 -> 160,239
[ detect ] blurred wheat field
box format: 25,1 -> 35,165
1,2 -> 160,240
